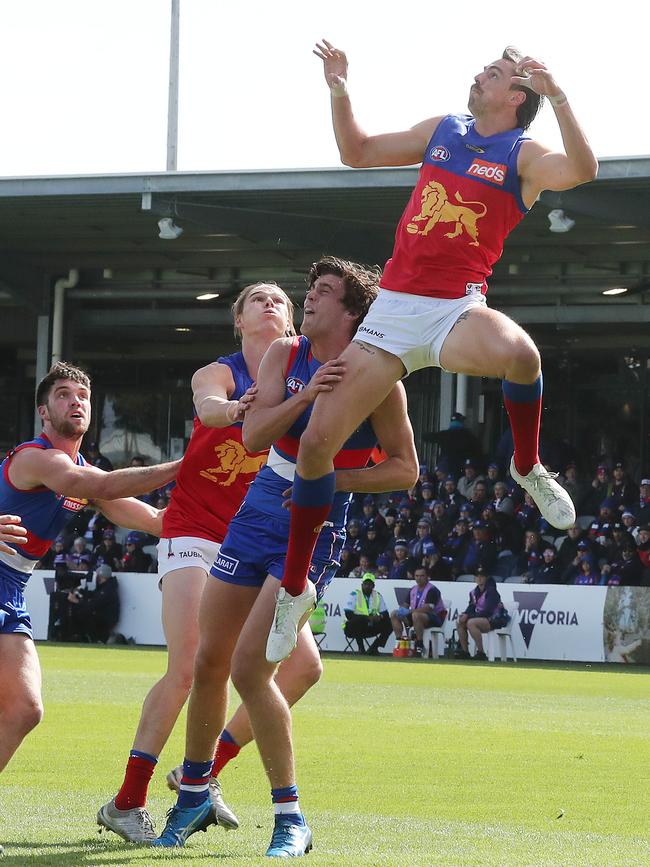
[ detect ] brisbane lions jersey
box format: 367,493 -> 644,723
162,351 -> 268,543
381,114 -> 529,300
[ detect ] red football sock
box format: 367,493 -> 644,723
280,472 -> 336,596
502,377 -> 542,477
114,753 -> 157,810
212,737 -> 241,778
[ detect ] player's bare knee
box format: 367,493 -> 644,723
299,424 -> 338,466
506,336 -> 541,381
300,655 -> 323,689
231,656 -> 267,698
12,698 -> 43,735
193,646 -> 230,687
166,663 -> 195,696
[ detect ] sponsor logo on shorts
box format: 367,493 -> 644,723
429,145 -> 450,162
214,552 -> 239,575
178,549 -> 202,559
286,376 -> 306,394
465,282 -> 484,295
357,326 -> 385,339
466,158 -> 507,185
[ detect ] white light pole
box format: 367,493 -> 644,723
166,0 -> 180,171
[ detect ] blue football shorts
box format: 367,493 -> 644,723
210,501 -> 343,601
0,573 -> 33,638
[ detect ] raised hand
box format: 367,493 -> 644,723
313,39 -> 348,92
303,358 -> 346,402
227,385 -> 258,423
511,57 -> 563,99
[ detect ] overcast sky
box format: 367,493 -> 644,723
0,1 -> 643,177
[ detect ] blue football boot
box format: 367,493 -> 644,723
265,815 -> 313,857
151,797 -> 217,847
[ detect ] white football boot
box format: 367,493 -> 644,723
266,583 -> 317,663
510,457 -> 576,530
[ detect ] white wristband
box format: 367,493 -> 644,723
548,91 -> 568,108
330,79 -> 348,99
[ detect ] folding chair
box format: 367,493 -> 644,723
422,599 -> 452,659
342,623 -> 371,653
484,601 -> 519,662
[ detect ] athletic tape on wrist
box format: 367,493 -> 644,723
548,92 -> 568,107
330,80 -> 348,98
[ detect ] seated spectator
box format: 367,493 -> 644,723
442,475 -> 467,523
442,516 -> 472,578
515,492 -> 542,532
458,521 -> 498,576
423,548 -> 453,582
390,566 -> 447,656
560,463 -> 587,511
609,461 -> 638,514
86,441 -> 114,472
529,545 -> 562,584
345,519 -> 365,560
514,529 -> 543,580
388,539 -> 410,580
467,480 -> 491,519
581,463 -> 610,515
600,544 -> 643,586
335,547 -> 356,577
557,523 -> 588,570
375,552 -> 392,579
457,459 -> 484,500
428,500 -> 452,545
90,527 -> 123,573
360,519 -> 386,564
348,553 -> 376,579
360,495 -> 385,535
66,536 -> 91,573
492,481 -> 515,517
343,574 -> 393,655
635,479 -> 650,526
485,462 -> 502,497
408,518 -> 438,562
606,522 -> 629,563
561,540 -> 594,583
572,557 -> 601,585
419,482 -> 436,515
637,525 -> 650,570
454,566 -> 510,660
38,534 -> 67,570
621,511 -> 640,544
382,507 -> 399,536
397,498 -> 418,535
120,532 -> 153,572
431,464 -> 449,499
66,564 -> 121,642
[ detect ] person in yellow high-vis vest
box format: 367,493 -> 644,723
343,574 -> 392,654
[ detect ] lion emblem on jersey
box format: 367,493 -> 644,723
199,439 -> 267,487
406,181 -> 487,246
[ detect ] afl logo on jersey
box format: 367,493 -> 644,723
429,145 -> 450,162
286,376 -> 306,394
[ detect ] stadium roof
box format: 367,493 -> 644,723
0,156 -> 649,358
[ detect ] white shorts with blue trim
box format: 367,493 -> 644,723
355,287 -> 487,375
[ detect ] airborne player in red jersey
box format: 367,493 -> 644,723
266,40 -> 598,663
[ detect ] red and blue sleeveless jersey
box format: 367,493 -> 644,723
162,351 -> 269,543
0,434 -> 87,588
381,114 -> 529,299
246,336 -> 377,527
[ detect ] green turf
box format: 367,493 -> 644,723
3,644 -> 650,865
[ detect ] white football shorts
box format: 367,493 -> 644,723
355,287 -> 487,374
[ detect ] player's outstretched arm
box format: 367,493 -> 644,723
314,38 -> 441,168
242,339 -> 346,452
334,383 -> 419,493
92,498 -> 165,537
0,514 -> 27,555
191,361 -> 250,427
8,449 -> 180,503
514,57 -> 598,206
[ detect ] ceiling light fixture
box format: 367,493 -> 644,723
196,292 -> 220,301
158,217 -> 183,240
547,209 -> 575,233
602,287 -> 628,296
175,327 -> 191,332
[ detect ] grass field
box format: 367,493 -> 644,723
3,644 -> 650,865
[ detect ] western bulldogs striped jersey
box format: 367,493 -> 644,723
0,434 -> 87,587
162,351 -> 269,543
245,336 -> 377,528
381,113 -> 530,300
